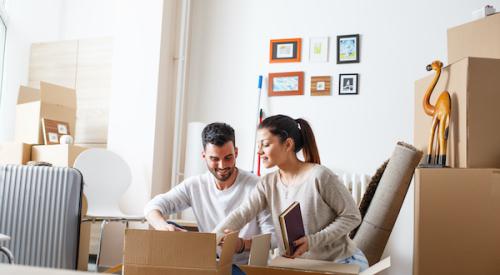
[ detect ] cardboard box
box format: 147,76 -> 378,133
31,144 -> 87,167
240,256 -> 390,275
123,229 -> 237,275
448,13 -> 500,64
15,82 -> 76,144
414,57 -> 500,168
0,142 -> 32,165
414,168 -> 500,275
241,233 -> 390,275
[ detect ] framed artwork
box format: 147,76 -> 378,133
339,74 -> 359,95
310,76 -> 331,96
41,118 -> 71,145
337,34 -> 360,64
270,38 -> 302,63
309,37 -> 329,62
268,71 -> 304,96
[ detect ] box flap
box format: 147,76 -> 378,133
359,257 -> 390,275
124,229 -> 217,269
40,81 -> 77,108
248,233 -> 271,266
218,231 -> 237,267
270,257 -> 359,274
17,86 -> 40,104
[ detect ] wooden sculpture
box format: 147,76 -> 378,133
422,60 -> 451,166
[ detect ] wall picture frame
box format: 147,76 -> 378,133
310,76 -> 331,96
337,34 -> 360,64
309,37 -> 329,62
41,118 -> 71,145
268,71 -> 304,96
270,38 -> 302,63
339,73 -> 359,95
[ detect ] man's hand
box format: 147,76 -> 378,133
146,210 -> 187,232
156,222 -> 187,232
287,236 -> 309,258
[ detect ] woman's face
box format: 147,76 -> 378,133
257,128 -> 291,168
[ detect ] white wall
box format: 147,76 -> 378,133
108,0 -> 179,214
0,0 -> 114,142
0,0 -> 64,141
185,1 -> 500,274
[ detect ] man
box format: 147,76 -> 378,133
144,122 -> 275,264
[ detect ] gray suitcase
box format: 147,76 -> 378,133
0,164 -> 83,269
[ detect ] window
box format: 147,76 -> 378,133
0,1 -> 6,106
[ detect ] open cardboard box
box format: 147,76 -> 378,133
123,229 -> 238,275
15,82 -> 76,145
241,234 -> 390,275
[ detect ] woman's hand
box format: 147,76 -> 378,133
289,236 -> 309,258
221,229 -> 247,253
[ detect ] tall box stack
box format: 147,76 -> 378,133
15,81 -> 76,145
7,81 -> 87,167
413,13 -> 500,275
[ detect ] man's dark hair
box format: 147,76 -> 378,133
201,122 -> 236,149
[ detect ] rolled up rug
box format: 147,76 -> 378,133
353,142 -> 423,265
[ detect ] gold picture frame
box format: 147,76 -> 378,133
310,76 -> 331,96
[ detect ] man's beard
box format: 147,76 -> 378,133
208,166 -> 235,182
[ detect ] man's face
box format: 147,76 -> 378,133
202,141 -> 238,182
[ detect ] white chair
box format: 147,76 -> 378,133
73,148 -> 144,271
0,234 -> 14,264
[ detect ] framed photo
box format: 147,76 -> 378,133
270,38 -> 301,63
309,37 -> 329,62
310,76 -> 331,96
338,74 -> 359,95
268,71 -> 304,96
41,118 -> 71,145
337,34 -> 360,64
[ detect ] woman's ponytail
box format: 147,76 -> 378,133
296,118 -> 321,164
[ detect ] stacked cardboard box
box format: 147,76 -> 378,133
0,81 -> 87,167
413,13 -> 500,275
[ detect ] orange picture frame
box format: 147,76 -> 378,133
268,72 -> 304,96
269,38 -> 302,63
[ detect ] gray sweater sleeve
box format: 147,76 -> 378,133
214,181 -> 268,235
143,181 -> 191,217
307,172 -> 361,249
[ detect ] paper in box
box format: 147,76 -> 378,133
15,82 -> 76,145
123,229 -> 237,275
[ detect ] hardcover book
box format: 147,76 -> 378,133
279,201 -> 305,256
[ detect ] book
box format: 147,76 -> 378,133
278,201 -> 305,256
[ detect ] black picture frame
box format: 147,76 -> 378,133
338,73 -> 359,95
337,34 -> 360,64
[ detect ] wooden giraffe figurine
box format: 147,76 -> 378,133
423,60 -> 451,166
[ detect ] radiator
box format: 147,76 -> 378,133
0,165 -> 82,269
340,172 -> 371,206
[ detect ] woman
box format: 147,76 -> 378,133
215,114 -> 369,271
